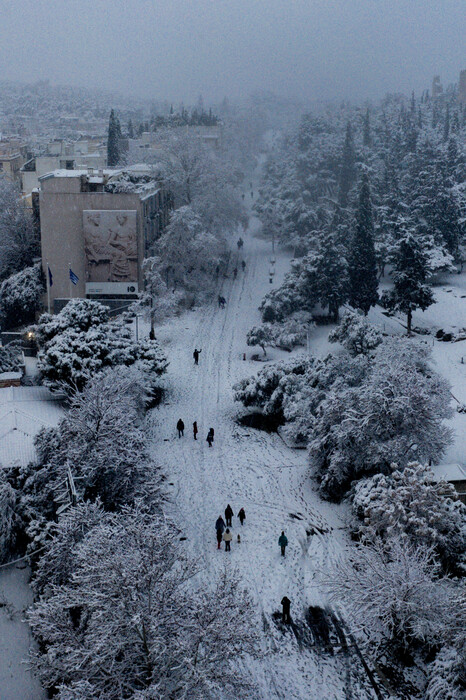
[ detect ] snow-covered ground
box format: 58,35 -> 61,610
148,207 -> 378,698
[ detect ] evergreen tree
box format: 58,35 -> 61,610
127,119 -> 134,139
338,122 -> 356,208
314,233 -> 349,321
382,227 -> 434,333
443,105 -> 450,141
362,108 -> 371,147
348,174 -> 379,314
410,90 -> 415,112
107,109 -> 122,166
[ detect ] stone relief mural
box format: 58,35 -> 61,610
83,210 -> 137,282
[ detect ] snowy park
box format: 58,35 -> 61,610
0,3 -> 465,699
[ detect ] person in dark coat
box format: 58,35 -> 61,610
176,418 -> 184,438
206,430 -> 213,447
193,348 -> 201,365
216,516 -> 225,549
278,531 -> 288,557
233,267 -> 238,279
238,507 -> 246,525
193,421 -> 198,440
209,427 -> 214,441
281,596 -> 291,623
225,503 -> 233,527
241,260 -> 246,271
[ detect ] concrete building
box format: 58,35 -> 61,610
39,165 -> 172,310
21,151 -> 106,195
0,139 -> 28,185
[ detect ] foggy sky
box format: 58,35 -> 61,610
1,0 -> 465,104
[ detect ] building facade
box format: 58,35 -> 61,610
39,166 -> 172,308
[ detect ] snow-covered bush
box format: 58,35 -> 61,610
234,354 -> 315,419
329,309 -> 382,356
325,537 -> 454,654
352,462 -> 466,574
310,339 -> 453,499
0,341 -> 22,372
36,300 -> 168,393
0,263 -> 43,330
34,298 -> 110,346
247,313 -> 314,354
28,506 -> 259,699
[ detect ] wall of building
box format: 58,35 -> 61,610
40,183 -> 143,304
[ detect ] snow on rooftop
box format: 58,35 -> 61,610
0,386 -> 63,467
431,463 -> 466,483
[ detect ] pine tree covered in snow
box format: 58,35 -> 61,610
348,173 -> 379,314
107,109 -> 122,166
382,227 -> 434,333
338,121 -> 357,208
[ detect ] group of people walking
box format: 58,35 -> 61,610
215,508 -> 292,622
176,419 -> 214,446
215,504 -> 246,550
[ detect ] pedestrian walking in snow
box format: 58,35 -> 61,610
237,237 -> 244,250
278,531 -> 288,557
281,596 -> 291,623
237,533 -> 241,544
241,260 -> 246,271
176,418 -> 185,438
233,267 -> 238,279
218,294 -> 222,307
193,421 -> 198,440
223,528 -> 233,551
225,503 -> 233,527
209,427 -> 215,441
238,507 -> 246,525
193,348 -> 202,365
216,515 -> 225,549
206,431 -> 213,447
242,193 -> 245,201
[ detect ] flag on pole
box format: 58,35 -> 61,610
48,266 -> 53,287
69,268 -> 79,285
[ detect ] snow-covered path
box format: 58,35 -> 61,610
150,212 -> 377,698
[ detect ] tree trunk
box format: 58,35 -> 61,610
407,309 -> 412,334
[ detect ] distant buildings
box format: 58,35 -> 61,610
21,138 -> 106,195
0,138 -> 28,185
39,165 -> 172,310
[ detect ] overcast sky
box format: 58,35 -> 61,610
1,0 -> 464,104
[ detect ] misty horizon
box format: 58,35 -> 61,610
1,0 -> 465,104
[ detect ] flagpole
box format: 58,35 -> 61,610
69,262 -> 72,299
46,261 -> 51,314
